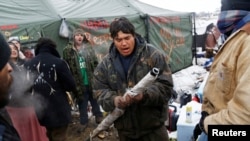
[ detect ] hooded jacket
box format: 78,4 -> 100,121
24,45 -> 76,128
92,35 -> 173,138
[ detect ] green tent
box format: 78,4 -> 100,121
0,0 -> 194,73
0,0 -> 59,42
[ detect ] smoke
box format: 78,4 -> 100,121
8,66 -> 48,118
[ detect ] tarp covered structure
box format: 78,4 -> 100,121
0,0 -> 59,42
0,0 -> 194,73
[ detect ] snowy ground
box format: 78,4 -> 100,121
195,16 -> 218,34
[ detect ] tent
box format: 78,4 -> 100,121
0,0 -> 59,40
0,0 -> 194,73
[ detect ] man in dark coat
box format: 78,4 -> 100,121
24,37 -> 76,141
92,17 -> 173,141
0,32 -> 21,141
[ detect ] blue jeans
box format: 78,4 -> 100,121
198,132 -> 208,141
78,86 -> 103,125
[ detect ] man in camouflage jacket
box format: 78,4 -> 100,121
63,28 -> 103,131
92,17 -> 173,141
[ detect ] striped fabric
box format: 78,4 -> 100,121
217,10 -> 250,34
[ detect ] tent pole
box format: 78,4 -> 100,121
192,12 -> 197,65
141,14 -> 149,43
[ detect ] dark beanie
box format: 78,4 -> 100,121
0,32 -> 10,70
221,0 -> 250,11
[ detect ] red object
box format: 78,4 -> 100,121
6,106 -> 48,141
192,95 -> 200,103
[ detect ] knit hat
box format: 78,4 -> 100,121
0,32 -> 11,70
221,0 -> 250,11
8,36 -> 20,43
73,28 -> 84,36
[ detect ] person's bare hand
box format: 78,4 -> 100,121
114,96 -> 128,109
124,94 -> 133,105
132,93 -> 143,103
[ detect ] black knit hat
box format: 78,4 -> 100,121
221,0 -> 250,11
0,32 -> 11,70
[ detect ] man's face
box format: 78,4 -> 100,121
114,31 -> 135,57
74,34 -> 84,46
0,63 -> 13,108
24,50 -> 34,59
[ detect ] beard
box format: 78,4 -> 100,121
0,88 -> 10,108
0,75 -> 12,108
0,98 -> 9,108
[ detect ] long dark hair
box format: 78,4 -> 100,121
8,42 -> 25,66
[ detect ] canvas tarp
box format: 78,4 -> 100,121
0,0 -> 60,48
0,0 -> 193,73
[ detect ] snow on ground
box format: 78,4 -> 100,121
195,16 -> 218,34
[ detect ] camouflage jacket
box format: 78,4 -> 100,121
63,42 -> 98,98
92,35 -> 173,137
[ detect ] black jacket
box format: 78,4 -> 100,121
0,115 -> 20,141
24,46 -> 76,128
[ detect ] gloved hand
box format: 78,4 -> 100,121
192,111 -> 209,140
199,111 -> 209,133
193,123 -> 202,141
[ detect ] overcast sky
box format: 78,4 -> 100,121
139,0 -> 221,12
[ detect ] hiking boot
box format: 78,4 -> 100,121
77,124 -> 87,133
95,116 -> 103,124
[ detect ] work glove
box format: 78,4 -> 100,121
192,111 -> 209,140
192,124 -> 202,141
